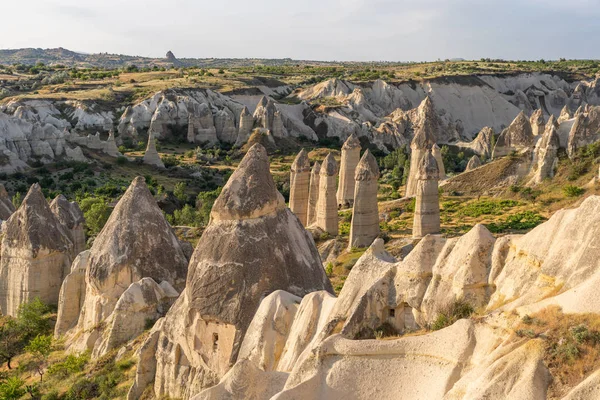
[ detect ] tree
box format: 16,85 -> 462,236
16,298 -> 50,339
0,298 -> 50,370
80,197 -> 111,236
173,182 -> 187,203
0,318 -> 23,369
25,335 -> 53,382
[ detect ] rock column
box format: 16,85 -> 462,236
413,151 -> 440,239
143,133 -> 165,169
307,161 -> 321,226
336,134 -> 362,208
316,153 -> 339,236
405,125 -> 435,197
289,149 -> 311,225
235,106 -> 254,147
349,150 -> 380,249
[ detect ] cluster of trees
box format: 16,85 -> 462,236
0,299 -> 55,399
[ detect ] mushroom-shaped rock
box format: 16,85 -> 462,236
0,184 -> 15,221
307,161 -> 321,226
59,177 -> 188,356
349,150 -> 380,249
465,155 -> 482,172
316,153 -> 339,236
143,133 -> 165,169
336,133 -> 362,208
0,184 -> 73,316
50,194 -> 86,256
148,144 -> 333,398
413,152 -> 440,239
289,149 -> 311,225
405,117 -> 436,197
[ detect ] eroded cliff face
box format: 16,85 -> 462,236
2,72 -> 596,166
187,195 -> 600,400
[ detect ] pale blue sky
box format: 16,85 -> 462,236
1,0 -> 599,61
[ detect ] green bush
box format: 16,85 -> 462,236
487,211 -> 545,233
80,197 -> 111,236
0,377 -> 25,400
431,300 -> 474,331
173,182 -> 187,203
162,155 -> 179,168
563,185 -> 585,197
48,353 -> 89,378
325,262 -> 334,276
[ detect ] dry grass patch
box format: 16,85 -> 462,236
515,306 -> 600,398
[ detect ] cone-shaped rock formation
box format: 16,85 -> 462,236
145,144 -> 332,399
56,177 -> 188,357
465,155 -> 482,172
50,194 -> 86,257
492,111 -> 534,159
0,184 -> 73,316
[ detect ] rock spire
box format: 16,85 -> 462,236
316,153 -> 339,236
349,150 -> 380,249
337,134 -> 362,208
413,152 -> 440,239
145,144 -> 332,398
289,149 -> 311,225
143,132 -> 165,169
307,161 -> 321,226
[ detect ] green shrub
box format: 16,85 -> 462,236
487,211 -> 545,233
563,185 -> 585,197
48,353 -> 89,378
431,300 -> 474,331
174,182 -> 187,203
0,377 -> 25,400
325,262 -> 334,276
80,197 -> 111,236
162,155 -> 179,168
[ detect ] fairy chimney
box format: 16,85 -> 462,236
337,134 -> 362,208
348,150 -> 380,249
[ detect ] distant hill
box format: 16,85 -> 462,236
0,47 -> 341,68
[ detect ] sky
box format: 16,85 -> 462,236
1,0 -> 599,61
